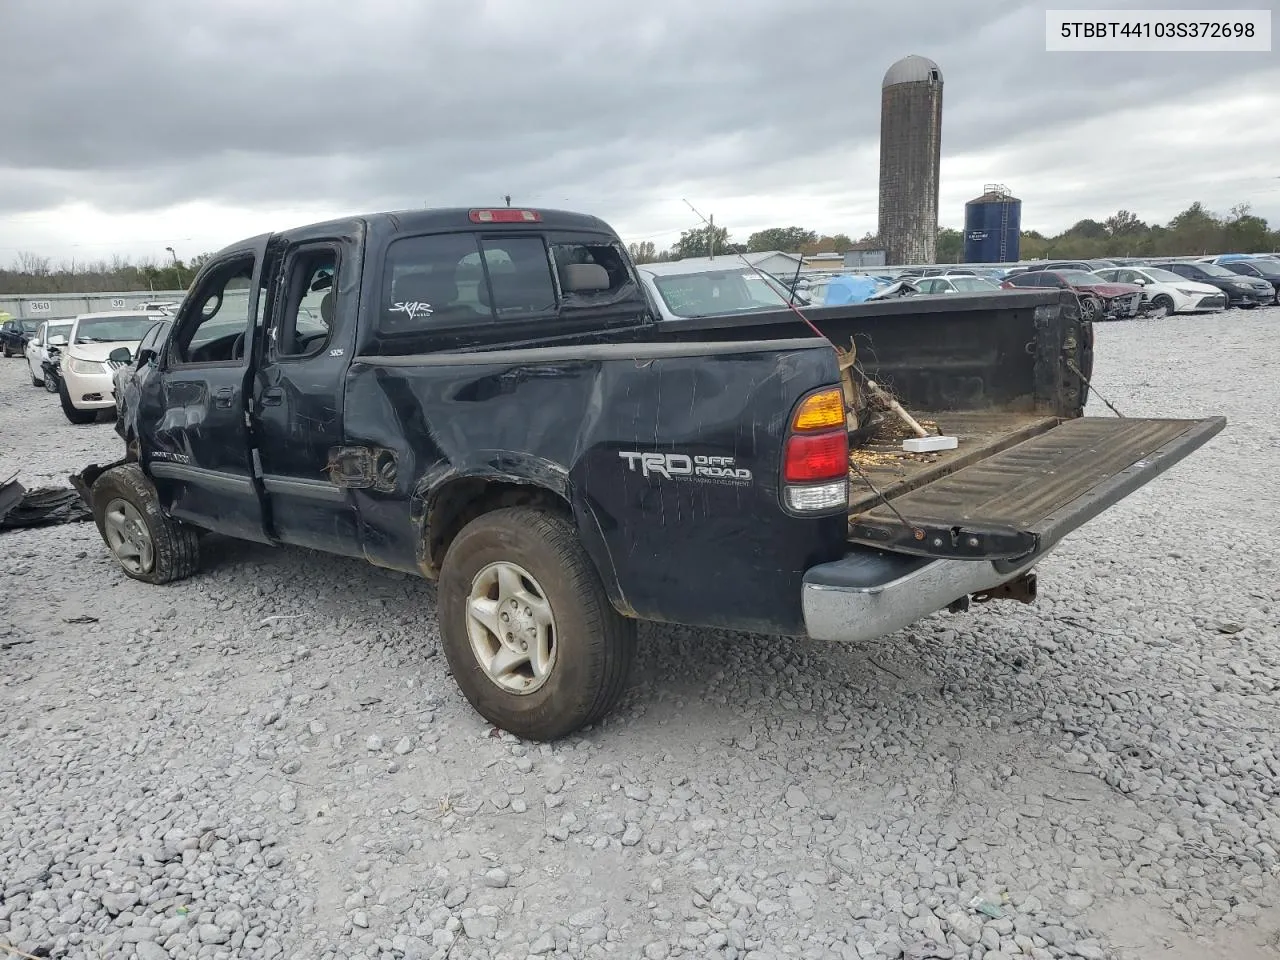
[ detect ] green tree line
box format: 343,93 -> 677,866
6,200 -> 1276,294
0,251 -> 212,296
629,201 -> 1279,266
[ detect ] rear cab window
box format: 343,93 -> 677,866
369,227 -> 643,354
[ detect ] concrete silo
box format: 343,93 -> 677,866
878,55 -> 943,265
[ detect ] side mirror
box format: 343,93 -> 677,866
108,346 -> 133,364
1134,278 -> 1147,285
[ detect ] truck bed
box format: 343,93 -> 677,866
847,410 -> 1058,513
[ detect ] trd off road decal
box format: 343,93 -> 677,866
618,451 -> 752,485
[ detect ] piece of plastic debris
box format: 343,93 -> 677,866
903,435 -> 959,453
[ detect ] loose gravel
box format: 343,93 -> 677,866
2,307 -> 1279,960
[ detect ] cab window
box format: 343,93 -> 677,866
379,233 -> 558,333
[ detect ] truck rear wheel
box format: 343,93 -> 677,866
92,463 -> 200,584
438,506 -> 636,741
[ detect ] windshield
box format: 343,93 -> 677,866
1057,270 -> 1104,284
21,320 -> 39,332
46,323 -> 72,342
1194,263 -> 1235,278
950,277 -> 1000,291
74,314 -> 156,343
1142,268 -> 1185,283
652,268 -> 791,318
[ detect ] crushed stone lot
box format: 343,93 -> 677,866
2,308 -> 1279,960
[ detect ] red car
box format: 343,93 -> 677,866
1002,269 -> 1146,321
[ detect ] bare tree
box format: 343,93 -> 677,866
16,251 -> 51,276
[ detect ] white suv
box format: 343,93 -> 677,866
59,311 -> 166,424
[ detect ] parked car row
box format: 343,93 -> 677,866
7,309 -> 175,424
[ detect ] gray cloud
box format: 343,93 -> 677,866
1,0 -> 1277,253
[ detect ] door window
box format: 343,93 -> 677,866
273,246 -> 337,359
171,255 -> 257,365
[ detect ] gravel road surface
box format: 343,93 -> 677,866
2,308 -> 1278,960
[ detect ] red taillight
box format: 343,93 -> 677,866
784,430 -> 848,482
469,209 -> 542,223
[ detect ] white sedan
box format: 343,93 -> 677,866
913,275 -> 1003,295
58,310 -> 166,424
1094,267 -> 1226,315
24,318 -> 73,388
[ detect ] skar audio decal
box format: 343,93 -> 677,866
618,451 -> 752,483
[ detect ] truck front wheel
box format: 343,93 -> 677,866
438,507 -> 636,741
91,463 -> 200,584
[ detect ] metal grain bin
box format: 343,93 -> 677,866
963,185 -> 1021,263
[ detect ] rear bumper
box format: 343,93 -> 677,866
802,548 -> 1042,643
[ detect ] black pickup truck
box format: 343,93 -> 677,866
74,206 -> 1224,740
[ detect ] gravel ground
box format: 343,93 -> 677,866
1,308 -> 1278,960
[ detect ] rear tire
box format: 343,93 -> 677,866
438,506 -> 636,741
91,463 -> 200,584
59,380 -> 98,424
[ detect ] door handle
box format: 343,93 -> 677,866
213,386 -> 235,408
260,387 -> 284,406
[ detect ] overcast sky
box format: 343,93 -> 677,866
1,0 -> 1276,265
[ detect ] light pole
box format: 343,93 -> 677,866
165,246 -> 185,288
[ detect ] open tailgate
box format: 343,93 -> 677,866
848,415 -> 1226,560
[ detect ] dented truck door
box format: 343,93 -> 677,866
251,221 -> 364,556
140,235 -> 272,544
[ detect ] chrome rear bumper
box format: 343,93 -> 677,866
802,548 -> 1044,644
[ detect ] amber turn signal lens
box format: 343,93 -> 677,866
792,388 -> 845,431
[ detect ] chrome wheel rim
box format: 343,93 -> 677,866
466,561 -> 557,694
103,498 -> 154,575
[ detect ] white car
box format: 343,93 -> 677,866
24,318 -> 73,388
637,260 -> 798,321
1093,267 -> 1226,315
913,275 -> 1003,295
58,310 -> 166,424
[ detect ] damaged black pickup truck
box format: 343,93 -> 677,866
74,206 -> 1224,740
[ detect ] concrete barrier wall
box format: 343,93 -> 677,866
0,290 -> 187,320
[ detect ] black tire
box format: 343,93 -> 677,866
438,506 -> 637,741
1151,294 -> 1175,316
59,380 -> 98,424
31,369 -> 43,387
2,343 -> 11,358
91,463 -> 200,584
1079,296 -> 1101,322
